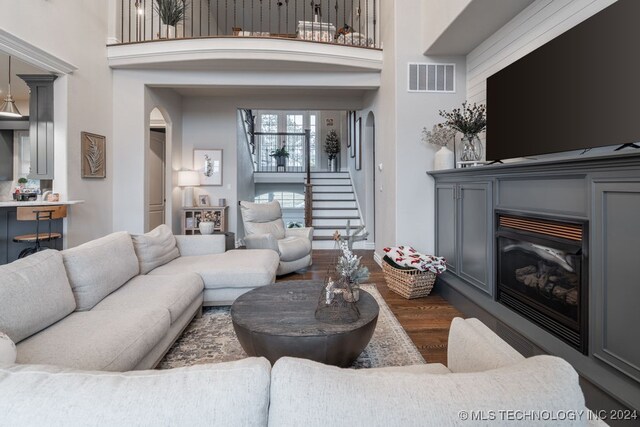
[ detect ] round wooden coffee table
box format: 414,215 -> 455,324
231,281 -> 379,367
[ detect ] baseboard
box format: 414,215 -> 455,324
373,251 -> 383,267
363,242 -> 375,250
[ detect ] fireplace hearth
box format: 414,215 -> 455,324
496,212 -> 588,354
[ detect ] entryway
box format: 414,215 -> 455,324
146,108 -> 167,231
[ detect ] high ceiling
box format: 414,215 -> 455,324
0,54 -> 49,102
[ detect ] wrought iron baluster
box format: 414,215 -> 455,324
373,0 -> 376,47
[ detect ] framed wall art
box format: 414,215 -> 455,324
355,118 -> 362,170
81,132 -> 106,179
198,194 -> 210,207
346,111 -> 352,148
194,149 -> 223,186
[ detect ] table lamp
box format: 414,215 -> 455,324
177,170 -> 200,207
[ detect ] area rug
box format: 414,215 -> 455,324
158,284 -> 425,369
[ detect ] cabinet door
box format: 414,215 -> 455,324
592,182 -> 640,382
435,184 -> 457,272
0,130 -> 13,181
458,182 -> 493,295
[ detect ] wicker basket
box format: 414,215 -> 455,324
382,257 -> 437,299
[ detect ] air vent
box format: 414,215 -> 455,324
408,63 -> 455,93
498,215 -> 583,241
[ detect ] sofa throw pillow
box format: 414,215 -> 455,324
131,224 -> 180,274
0,250 -> 76,343
0,332 -> 16,365
62,232 -> 140,311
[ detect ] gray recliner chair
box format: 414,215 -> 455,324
239,200 -> 313,276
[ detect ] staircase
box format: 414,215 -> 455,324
310,172 -> 366,249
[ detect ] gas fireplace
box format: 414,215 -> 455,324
496,212 -> 588,354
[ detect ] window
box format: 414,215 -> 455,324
254,111 -> 320,171
254,192 -> 305,208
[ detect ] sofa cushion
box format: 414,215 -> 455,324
16,308 -> 170,371
278,236 -> 312,262
240,200 -> 286,239
0,358 -> 271,427
131,225 -> 180,274
0,332 -> 16,365
0,250 -> 76,343
93,273 -> 204,324
62,231 -> 140,311
269,356 -> 586,427
150,249 -> 279,289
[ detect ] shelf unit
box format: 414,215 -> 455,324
181,206 -> 228,235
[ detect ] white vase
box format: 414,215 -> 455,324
199,222 -> 215,235
434,146 -> 455,170
159,24 -> 176,39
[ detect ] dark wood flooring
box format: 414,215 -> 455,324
277,250 -> 463,366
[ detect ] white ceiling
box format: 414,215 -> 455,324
426,0 -> 536,55
0,54 -> 49,102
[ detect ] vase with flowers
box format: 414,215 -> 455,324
439,102 -> 487,162
422,124 -> 457,170
198,211 -> 217,235
335,240 -> 370,302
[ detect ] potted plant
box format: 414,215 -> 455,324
17,177 -> 28,189
155,0 -> 187,39
439,102 -> 487,162
324,130 -> 340,172
270,146 -> 290,169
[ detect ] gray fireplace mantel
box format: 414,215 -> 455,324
428,151 -> 640,412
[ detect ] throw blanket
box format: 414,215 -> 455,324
383,246 -> 447,274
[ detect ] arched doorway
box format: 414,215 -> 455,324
365,111 -> 376,242
147,108 -> 167,231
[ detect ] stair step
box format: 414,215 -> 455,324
313,193 -> 355,200
312,200 -> 357,209
313,217 -> 362,227
312,185 -> 353,192
310,178 -> 351,185
313,209 -> 359,217
311,172 -> 349,178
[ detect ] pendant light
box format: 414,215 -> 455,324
0,56 -> 22,118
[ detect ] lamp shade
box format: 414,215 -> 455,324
0,95 -> 21,118
177,170 -> 200,187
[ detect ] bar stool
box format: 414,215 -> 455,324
13,205 -> 67,258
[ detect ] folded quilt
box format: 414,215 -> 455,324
383,246 -> 447,274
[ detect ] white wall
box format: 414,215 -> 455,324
357,0 -> 466,257
0,0 -> 113,247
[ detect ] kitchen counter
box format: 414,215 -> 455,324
0,200 -> 84,207
0,201 -> 83,265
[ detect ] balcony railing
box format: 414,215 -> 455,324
116,0 -> 378,49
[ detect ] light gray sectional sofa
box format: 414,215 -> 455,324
0,225 -> 279,371
0,318 -> 606,426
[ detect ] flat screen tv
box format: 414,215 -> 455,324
486,0 -> 640,161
